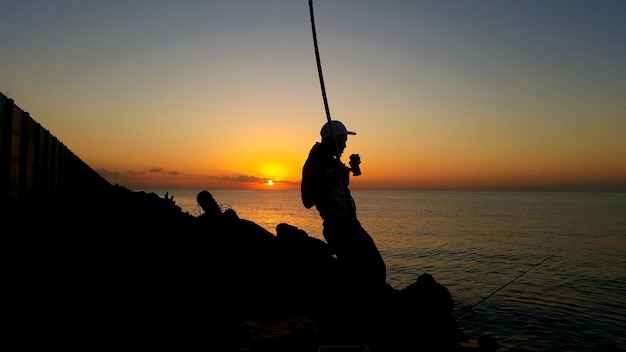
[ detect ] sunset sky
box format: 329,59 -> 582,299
3,1 -> 625,191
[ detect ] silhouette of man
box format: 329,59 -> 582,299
301,120 -> 386,288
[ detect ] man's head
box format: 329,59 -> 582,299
320,120 -> 356,138
320,120 -> 355,156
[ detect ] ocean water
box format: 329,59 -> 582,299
141,189 -> 626,352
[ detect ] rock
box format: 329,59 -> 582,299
7,185 -> 473,351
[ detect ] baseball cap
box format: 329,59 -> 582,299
320,120 -> 356,137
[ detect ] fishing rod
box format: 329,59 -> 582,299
308,0 -> 360,213
454,246 -> 568,321
308,0 -> 341,159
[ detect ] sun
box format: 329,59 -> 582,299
267,180 -> 274,186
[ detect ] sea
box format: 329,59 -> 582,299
140,189 -> 626,352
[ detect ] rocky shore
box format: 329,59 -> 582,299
8,185 -> 495,351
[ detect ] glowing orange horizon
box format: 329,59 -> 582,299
95,151 -> 626,192
101,169 -> 626,193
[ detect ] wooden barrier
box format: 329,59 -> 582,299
1,92 -> 110,206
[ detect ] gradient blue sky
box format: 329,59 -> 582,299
3,0 -> 625,191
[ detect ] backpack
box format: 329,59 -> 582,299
301,166 -> 316,209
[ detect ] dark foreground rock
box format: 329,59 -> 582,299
7,185 -> 488,351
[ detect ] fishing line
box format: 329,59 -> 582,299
454,245 -> 570,321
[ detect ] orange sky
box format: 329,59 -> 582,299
3,1 -> 625,192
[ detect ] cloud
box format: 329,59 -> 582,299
209,175 -> 266,183
206,175 -> 298,186
95,167 -> 299,189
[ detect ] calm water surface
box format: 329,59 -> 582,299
141,189 -> 626,352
